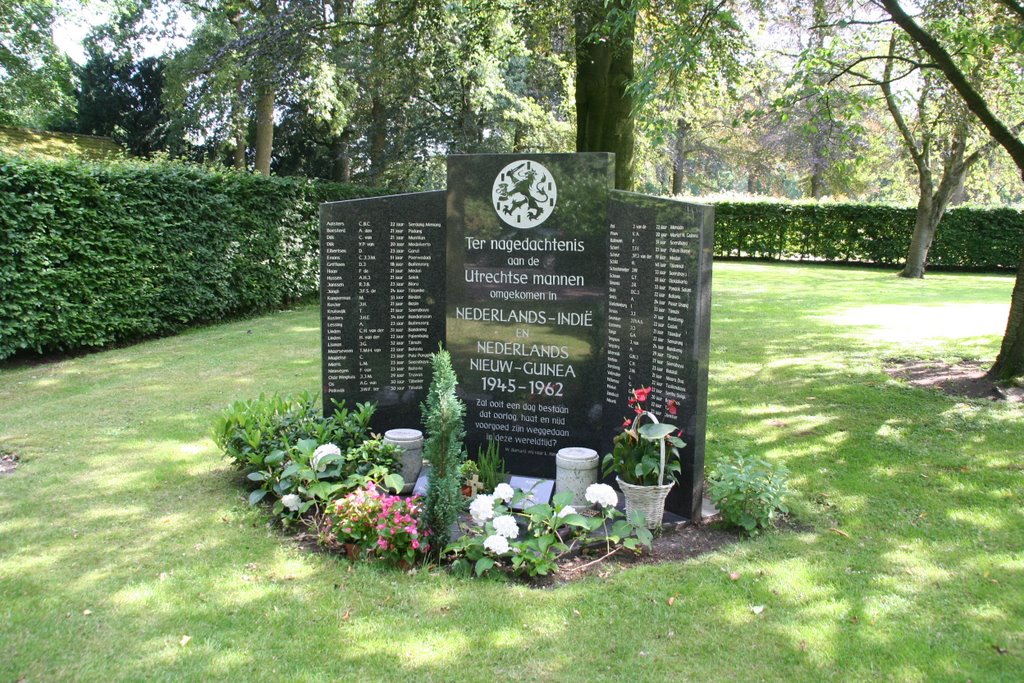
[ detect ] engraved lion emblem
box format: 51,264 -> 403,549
491,160 -> 557,229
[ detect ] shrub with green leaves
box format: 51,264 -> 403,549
212,392 -> 389,522
0,153 -> 385,360
708,455 -> 790,535
714,200 -> 1024,270
421,347 -> 467,553
446,484 -> 652,578
212,391 -> 373,471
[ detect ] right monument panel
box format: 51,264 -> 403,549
605,191 -> 714,521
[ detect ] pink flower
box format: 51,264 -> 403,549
666,399 -> 678,416
411,540 -> 419,550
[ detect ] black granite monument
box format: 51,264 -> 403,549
320,154 -> 713,520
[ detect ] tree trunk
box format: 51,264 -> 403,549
232,127 -> 246,169
574,0 -> 635,190
880,0 -> 1024,378
900,192 -> 936,278
254,85 -> 275,176
227,12 -> 246,170
331,127 -> 352,182
671,116 -> 689,195
988,244 -> 1024,380
809,162 -> 826,199
367,94 -> 387,182
808,0 -> 830,200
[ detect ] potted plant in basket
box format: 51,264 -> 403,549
602,387 -> 686,529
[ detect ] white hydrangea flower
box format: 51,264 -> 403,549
557,505 -> 577,518
469,494 -> 496,524
281,494 -> 301,511
311,443 -> 341,472
493,482 -> 515,502
483,534 -> 510,555
492,514 -> 519,539
585,483 -> 618,508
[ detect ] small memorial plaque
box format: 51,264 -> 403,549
507,475 -> 555,510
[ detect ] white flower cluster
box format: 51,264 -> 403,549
281,493 -> 301,511
311,443 -> 341,472
492,514 -> 519,539
493,482 -> 514,502
483,534 -> 510,554
585,483 -> 618,509
470,494 -> 496,524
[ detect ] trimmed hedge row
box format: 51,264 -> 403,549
713,201 -> 1024,270
0,154 -> 384,360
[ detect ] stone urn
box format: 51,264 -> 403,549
555,447 -> 600,507
383,428 -> 423,494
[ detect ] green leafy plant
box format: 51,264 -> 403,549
212,392 -> 381,523
421,347 -> 467,552
446,483 -> 651,578
476,436 -> 507,492
602,387 -> 685,486
212,392 -> 373,471
708,455 -> 790,535
322,484 -> 429,565
0,152 -> 387,360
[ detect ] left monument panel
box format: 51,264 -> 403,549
320,191 -> 447,430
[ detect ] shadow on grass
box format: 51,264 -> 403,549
1,265 -> 1021,680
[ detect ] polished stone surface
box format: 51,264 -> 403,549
319,156 -> 714,520
605,190 -> 714,520
319,191 -> 446,431
446,153 -> 614,478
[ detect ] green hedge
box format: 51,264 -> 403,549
713,200 -> 1024,270
0,154 -> 384,360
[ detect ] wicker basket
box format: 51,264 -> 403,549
616,411 -> 675,529
617,477 -> 674,529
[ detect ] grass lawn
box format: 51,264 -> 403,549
1,262 -> 1021,682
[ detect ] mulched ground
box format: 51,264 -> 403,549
885,359 -> 1024,403
295,504 -> 742,587
548,519 -> 739,586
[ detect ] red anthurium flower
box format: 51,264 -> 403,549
666,399 -> 678,416
633,386 -> 652,403
622,416 -> 632,428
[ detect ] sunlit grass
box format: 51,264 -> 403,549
1,263 -> 1021,681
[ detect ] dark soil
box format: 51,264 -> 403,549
547,518 -> 739,586
295,504 -> 742,587
885,359 -> 1024,403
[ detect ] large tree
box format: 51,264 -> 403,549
877,33 -> 1004,278
573,0 -> 751,191
877,0 -> 1024,378
0,0 -> 76,127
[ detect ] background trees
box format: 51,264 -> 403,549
5,0 -> 1024,375
0,0 -> 77,128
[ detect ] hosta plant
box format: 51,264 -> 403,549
708,455 -> 790,535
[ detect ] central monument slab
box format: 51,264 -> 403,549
446,153 -> 613,476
